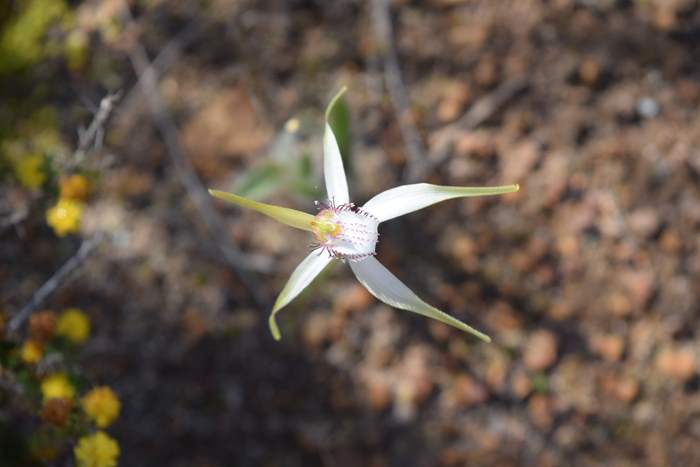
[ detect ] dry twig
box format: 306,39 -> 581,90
7,236 -> 102,336
370,0 -> 428,182
5,91 -> 122,334
120,4 -> 269,309
1,93 -> 120,236
428,78 -> 529,169
0,207 -> 28,234
454,78 -> 529,130
117,19 -> 203,123
74,92 -> 121,165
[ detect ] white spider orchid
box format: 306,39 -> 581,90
210,113 -> 518,343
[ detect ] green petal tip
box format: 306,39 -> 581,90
477,332 -> 492,343
460,323 -> 491,343
268,315 -> 282,341
209,188 -> 225,198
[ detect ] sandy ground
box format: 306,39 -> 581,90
4,1 -> 700,466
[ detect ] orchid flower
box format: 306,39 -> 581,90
210,99 -> 518,343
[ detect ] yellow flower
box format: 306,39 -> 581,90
46,198 -> 84,237
74,431 -> 120,467
20,339 -> 43,364
59,174 -> 90,201
13,153 -> 46,189
56,308 -> 90,344
40,373 -> 75,402
82,387 -> 121,428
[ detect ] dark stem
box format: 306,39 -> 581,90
7,236 -> 102,337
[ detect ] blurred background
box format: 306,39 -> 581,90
2,0 -> 700,466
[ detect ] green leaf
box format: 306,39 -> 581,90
0,0 -> 68,74
298,151 -> 313,179
291,178 -> 322,199
291,151 -> 322,198
231,163 -> 284,200
325,86 -> 352,176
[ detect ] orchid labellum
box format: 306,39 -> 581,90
210,92 -> 518,343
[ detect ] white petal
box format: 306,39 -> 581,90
350,256 -> 490,342
269,250 -> 334,340
323,122 -> 350,204
363,183 -> 519,222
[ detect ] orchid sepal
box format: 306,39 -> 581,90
209,189 -> 315,232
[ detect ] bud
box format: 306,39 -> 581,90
59,174 -> 90,201
20,339 -> 44,364
29,310 -> 57,342
41,398 -> 73,427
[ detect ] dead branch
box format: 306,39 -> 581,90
455,78 -> 529,130
120,3 -> 269,309
428,78 -> 529,169
117,19 -> 203,124
0,206 -> 28,234
74,92 -> 121,166
1,93 -> 120,237
370,0 -> 428,182
7,235 -> 102,336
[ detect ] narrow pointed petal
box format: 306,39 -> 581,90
209,189 -> 315,231
269,250 -> 334,341
350,257 -> 490,342
323,123 -> 350,204
362,183 -> 520,222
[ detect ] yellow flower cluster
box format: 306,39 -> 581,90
82,387 -> 120,428
74,431 -> 120,467
40,373 -> 75,403
18,308 -> 89,365
12,305 -> 122,465
76,387 -> 121,466
45,174 -> 90,237
56,308 -> 90,344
